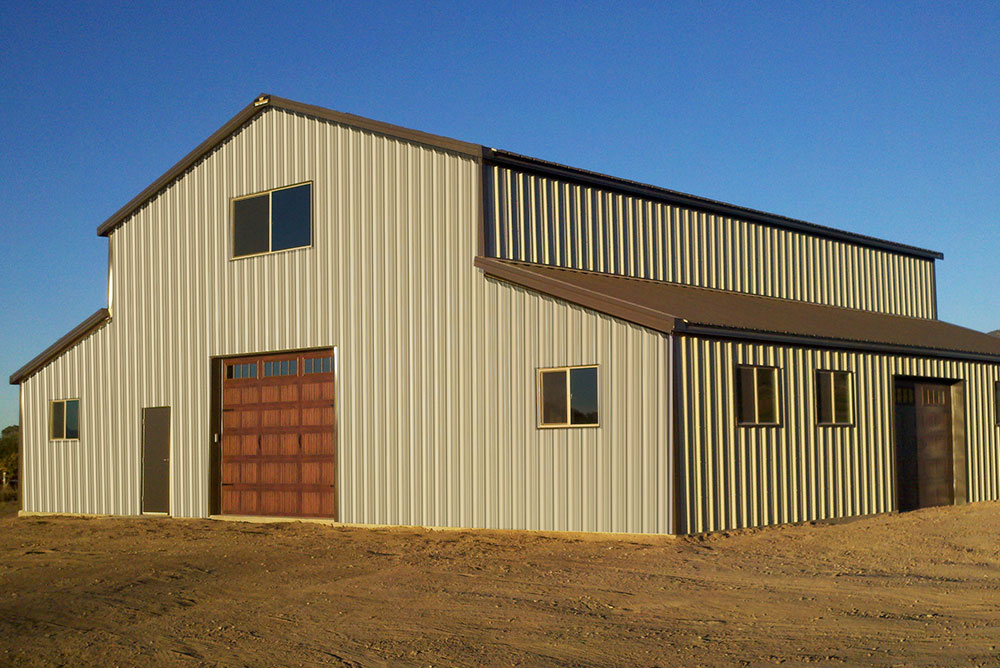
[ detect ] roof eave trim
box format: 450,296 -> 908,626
266,95 -> 482,158
474,256 -> 680,335
9,309 -> 112,385
97,97 -> 264,236
677,323 -> 1000,364
485,150 -> 944,262
97,94 -> 482,237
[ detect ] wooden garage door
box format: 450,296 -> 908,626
221,350 -> 336,518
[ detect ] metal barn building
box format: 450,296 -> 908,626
11,94 -> 1000,535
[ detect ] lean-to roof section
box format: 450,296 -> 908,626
476,257 -> 1000,362
96,94 -> 483,237
9,309 -> 111,385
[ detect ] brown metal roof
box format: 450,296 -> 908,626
96,94 -> 483,237
9,309 -> 112,385
476,257 -> 1000,362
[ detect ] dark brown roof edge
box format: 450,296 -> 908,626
486,149 -> 945,262
9,309 -> 111,385
474,256 -> 681,334
677,323 -> 1000,364
97,94 -> 482,237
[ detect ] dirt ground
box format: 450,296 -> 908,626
1,503 -> 1000,667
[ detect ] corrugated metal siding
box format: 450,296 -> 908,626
486,166 -> 938,319
20,108 -> 674,533
677,335 -> 1000,534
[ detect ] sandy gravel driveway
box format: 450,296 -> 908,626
1,501 -> 999,667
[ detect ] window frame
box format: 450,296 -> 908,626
225,362 -> 259,380
536,364 -> 600,429
49,398 -> 81,441
734,364 -> 782,427
815,369 -> 855,427
230,181 -> 314,260
996,381 -> 1000,426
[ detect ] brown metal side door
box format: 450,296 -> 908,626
142,407 -> 171,513
915,383 -> 954,508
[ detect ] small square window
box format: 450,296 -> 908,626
232,183 -> 312,258
50,399 -> 80,440
816,370 -> 853,425
735,366 -> 780,426
537,365 -> 599,428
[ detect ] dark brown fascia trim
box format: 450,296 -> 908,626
267,96 -> 482,158
675,322 -> 1000,365
97,94 -> 482,237
484,149 -> 944,262
9,309 -> 111,385
474,256 -> 680,334
97,97 -> 265,236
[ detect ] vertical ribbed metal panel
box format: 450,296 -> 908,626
487,166 -> 938,319
677,335 -> 1000,534
19,108 -> 674,533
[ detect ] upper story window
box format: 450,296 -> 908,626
50,399 -> 80,441
816,370 -> 853,425
232,182 -> 312,258
735,365 -> 780,426
537,365 -> 599,428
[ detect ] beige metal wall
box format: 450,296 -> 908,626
487,165 -> 938,318
676,335 -> 1000,534
20,107 -> 674,533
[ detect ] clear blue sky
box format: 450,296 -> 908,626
1,1 -> 998,427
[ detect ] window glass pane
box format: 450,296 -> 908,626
249,363 -> 257,378
51,402 -> 65,439
289,360 -> 297,375
816,371 -> 833,424
226,365 -> 235,379
756,368 -> 777,424
305,358 -> 313,374
270,184 -> 311,251
569,367 -> 599,425
540,370 -> 568,425
736,367 -> 756,423
323,356 -> 331,372
833,372 -> 851,424
65,400 -> 80,439
233,194 -> 270,257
